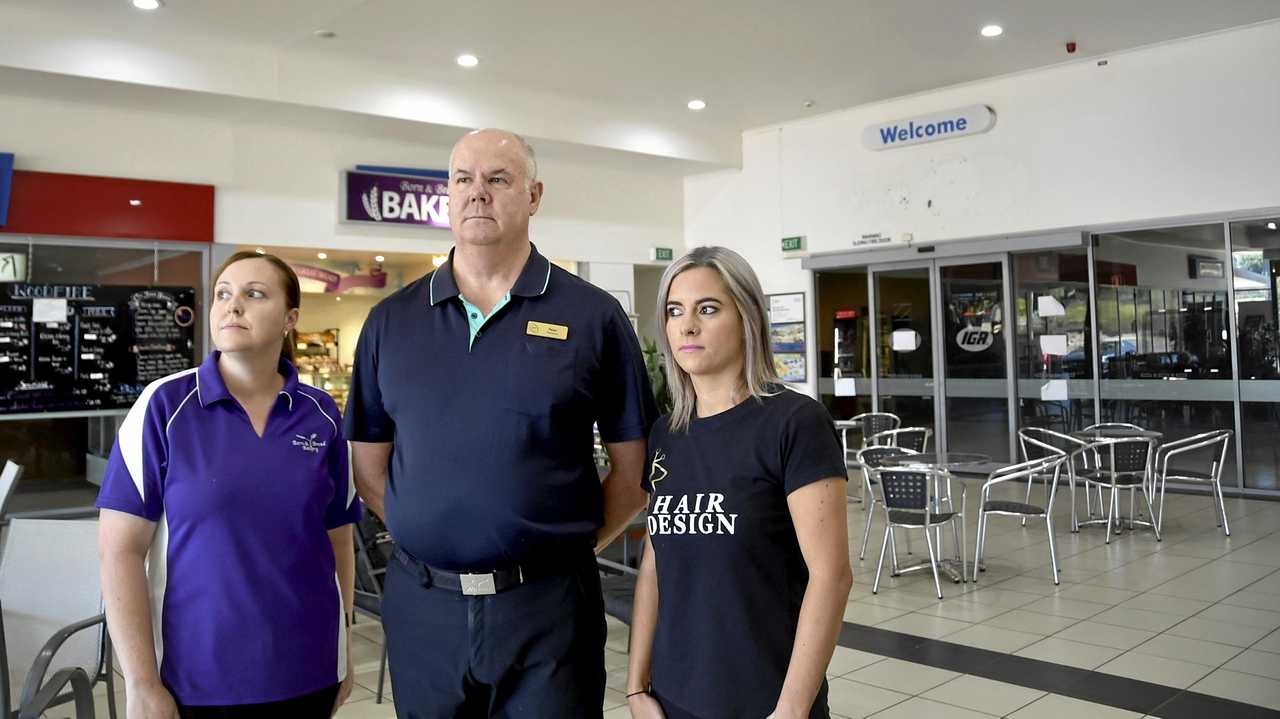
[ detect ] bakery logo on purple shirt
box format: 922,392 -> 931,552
292,432 -> 327,454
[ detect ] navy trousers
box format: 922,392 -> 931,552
382,547 -> 606,718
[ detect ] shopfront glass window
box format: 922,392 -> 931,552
1231,218 -> 1280,490
1094,226 -> 1236,484
873,267 -> 935,435
1013,248 -> 1095,433
941,262 -> 1009,460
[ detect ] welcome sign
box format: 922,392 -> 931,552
863,105 -> 996,151
344,170 -> 450,228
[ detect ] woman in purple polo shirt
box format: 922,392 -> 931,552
97,252 -> 360,718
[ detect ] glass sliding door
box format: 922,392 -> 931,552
1231,218 -> 1280,491
872,266 -> 936,440
816,270 -> 873,420
939,259 -> 1012,461
1013,248 -> 1096,434
1093,225 -> 1237,484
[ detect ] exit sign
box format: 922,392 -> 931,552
651,247 -> 674,262
781,236 -> 806,252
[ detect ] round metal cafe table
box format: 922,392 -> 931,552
1069,428 -> 1163,442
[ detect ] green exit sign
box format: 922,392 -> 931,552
781,236 -> 806,252
651,247 -> 674,262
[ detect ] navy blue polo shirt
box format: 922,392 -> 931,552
95,352 -> 361,706
344,244 -> 657,570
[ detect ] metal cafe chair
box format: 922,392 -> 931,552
1017,428 -> 1088,531
868,427 -> 932,453
849,412 -> 901,446
854,446 -> 917,562
1080,422 -> 1144,513
0,518 -> 116,719
1154,429 -> 1233,536
839,413 -> 900,503
1072,437 -> 1160,543
973,454 -> 1068,585
871,467 -> 965,600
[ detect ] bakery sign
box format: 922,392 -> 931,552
344,170 -> 450,229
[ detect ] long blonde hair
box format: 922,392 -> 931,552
656,246 -> 780,433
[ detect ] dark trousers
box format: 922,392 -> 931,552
382,548 -> 606,718
177,683 -> 339,718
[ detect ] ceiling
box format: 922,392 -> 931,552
2,1 -> 1278,166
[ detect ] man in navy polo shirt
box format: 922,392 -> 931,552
344,128 -> 657,717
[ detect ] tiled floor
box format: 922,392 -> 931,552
72,483 -> 1280,718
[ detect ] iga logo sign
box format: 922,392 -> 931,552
956,326 -> 995,352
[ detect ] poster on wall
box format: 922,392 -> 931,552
774,353 -> 806,383
768,292 -> 805,324
769,323 -> 805,352
767,293 -> 807,383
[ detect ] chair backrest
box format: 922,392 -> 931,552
985,456 -> 1066,510
354,514 -> 392,595
856,445 -> 914,470
1158,429 -> 1232,476
878,469 -> 934,511
870,427 -> 931,453
0,519 -> 102,708
0,462 -> 21,521
1094,437 -> 1153,474
852,412 -> 900,444
1018,427 -> 1083,461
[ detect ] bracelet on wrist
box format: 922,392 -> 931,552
626,689 -> 649,698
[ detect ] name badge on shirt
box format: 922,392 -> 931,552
526,321 -> 569,341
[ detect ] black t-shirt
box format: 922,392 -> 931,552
643,387 -> 847,719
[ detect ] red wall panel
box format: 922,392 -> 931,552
0,170 -> 214,244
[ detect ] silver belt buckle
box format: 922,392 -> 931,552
459,572 -> 498,596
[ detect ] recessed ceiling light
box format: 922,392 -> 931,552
313,29 -> 337,39
981,24 -> 1003,38
255,247 -> 266,254
456,54 -> 479,68
374,255 -> 385,263
687,99 -> 707,111
132,0 -> 162,10
128,199 -> 142,207
317,252 -> 328,260
1269,222 -> 1278,231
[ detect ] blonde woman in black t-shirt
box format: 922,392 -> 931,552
627,247 -> 853,719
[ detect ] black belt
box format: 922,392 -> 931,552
393,547 -> 566,596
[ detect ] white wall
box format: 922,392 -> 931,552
0,77 -> 686,266
685,21 -> 1280,397
580,262 -> 636,315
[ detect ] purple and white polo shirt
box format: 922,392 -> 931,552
96,351 -> 361,706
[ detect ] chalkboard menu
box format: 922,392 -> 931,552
0,284 -> 197,414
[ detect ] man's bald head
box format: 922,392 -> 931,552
449,129 -> 538,188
